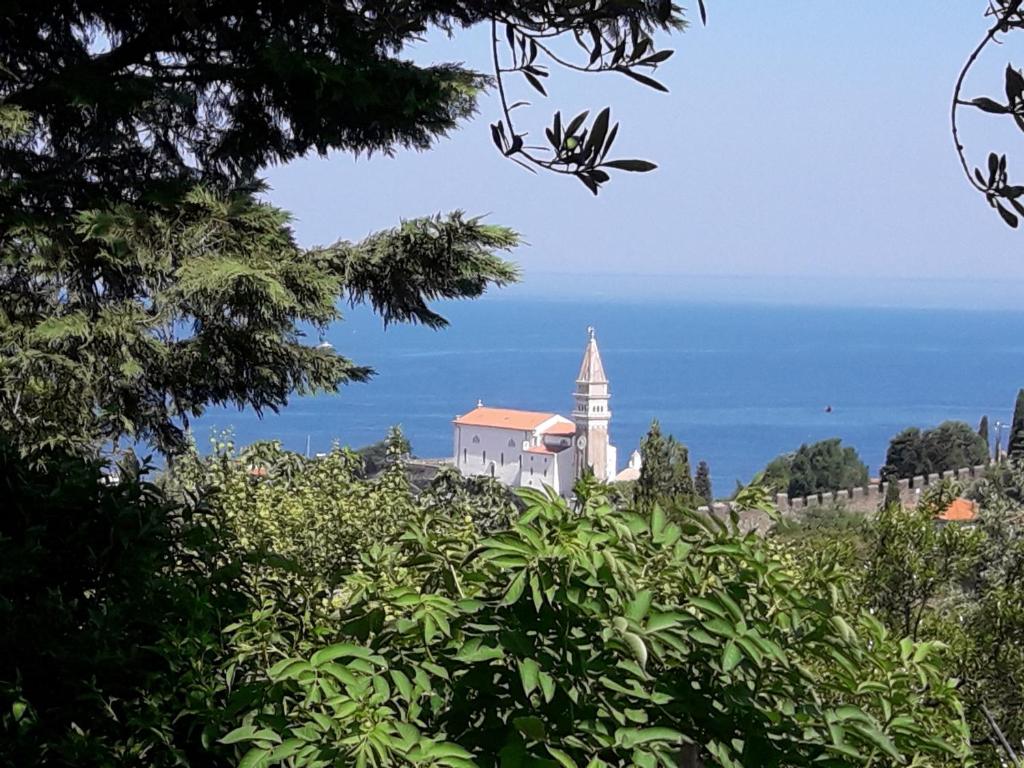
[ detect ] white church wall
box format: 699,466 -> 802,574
520,451 -> 557,492
606,444 -> 618,480
555,452 -> 575,496
454,424 -> 529,485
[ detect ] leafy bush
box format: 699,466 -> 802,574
221,482 -> 970,768
0,443 -> 243,766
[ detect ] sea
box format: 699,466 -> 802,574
194,298 -> 1024,490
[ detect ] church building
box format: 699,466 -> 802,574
452,328 -> 620,496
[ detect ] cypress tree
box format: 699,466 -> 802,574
882,477 -> 902,511
637,420 -> 671,510
978,414 -> 990,450
695,460 -> 713,505
1009,389 -> 1024,460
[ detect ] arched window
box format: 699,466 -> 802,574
490,463 -> 495,477
463,448 -> 467,463
472,435 -> 480,444
507,438 -> 515,447
482,450 -> 487,464
500,452 -> 504,465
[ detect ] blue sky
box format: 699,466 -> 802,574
262,2 -> 1024,307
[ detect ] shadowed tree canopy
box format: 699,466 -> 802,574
882,421 -> 989,481
1010,389 -> 1024,460
0,1 -> 686,456
761,438 -> 868,498
636,419 -> 695,508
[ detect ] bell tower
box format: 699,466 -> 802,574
573,327 -> 613,480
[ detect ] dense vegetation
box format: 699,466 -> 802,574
776,464 -> 1024,766
761,439 -> 869,498
3,2 -> 1023,766
880,421 -> 989,481
3,436 -> 983,767
0,0 -> 681,457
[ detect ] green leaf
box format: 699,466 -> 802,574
238,746 -> 269,768
514,715 -> 546,741
616,727 -> 684,748
546,746 -> 578,768
310,643 -> 377,667
970,97 -> 1009,114
502,570 -> 527,605
601,159 -> 658,172
518,657 -> 541,696
849,723 -> 900,760
721,640 -> 742,673
623,632 -> 648,671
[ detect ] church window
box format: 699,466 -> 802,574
490,463 -> 495,477
507,438 -> 515,447
500,452 -> 504,465
482,450 -> 487,464
472,435 -> 480,444
463,448 -> 467,463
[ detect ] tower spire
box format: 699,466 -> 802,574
577,326 -> 607,383
573,327 -> 615,480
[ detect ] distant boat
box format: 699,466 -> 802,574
824,405 -> 833,413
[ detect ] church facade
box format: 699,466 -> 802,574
452,328 -> 622,496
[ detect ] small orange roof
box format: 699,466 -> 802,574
454,406 -> 555,431
525,445 -> 555,455
542,422 -> 576,436
937,498 -> 976,522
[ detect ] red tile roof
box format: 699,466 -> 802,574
454,406 -> 556,431
937,498 -> 976,522
542,422 -> 576,436
525,445 -> 556,455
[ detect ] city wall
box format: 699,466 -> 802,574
696,463 -> 991,534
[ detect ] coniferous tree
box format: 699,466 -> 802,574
882,477 -> 903,511
979,415 -> 990,451
1010,389 -> 1024,460
637,420 -> 697,508
637,420 -> 672,510
694,460 -> 713,505
0,1 -> 683,457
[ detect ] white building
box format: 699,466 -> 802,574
452,328 -> 622,496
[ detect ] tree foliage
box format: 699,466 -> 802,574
226,483 -> 970,768
1009,388 -> 1024,460
881,421 -> 989,481
2,435 -> 983,767
952,1 -> 1024,227
635,420 -> 694,509
0,0 -> 690,458
783,464 -> 1024,766
761,439 -> 868,499
694,459 -> 713,505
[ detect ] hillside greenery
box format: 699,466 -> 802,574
775,464 -> 1024,767
4,2 -> 1023,766
3,438 -> 980,767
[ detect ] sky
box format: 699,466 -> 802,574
260,2 -> 1024,308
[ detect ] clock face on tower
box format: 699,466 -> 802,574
576,435 -> 587,449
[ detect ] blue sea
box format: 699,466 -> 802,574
195,299 -> 1024,490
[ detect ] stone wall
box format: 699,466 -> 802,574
696,463 -> 990,532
